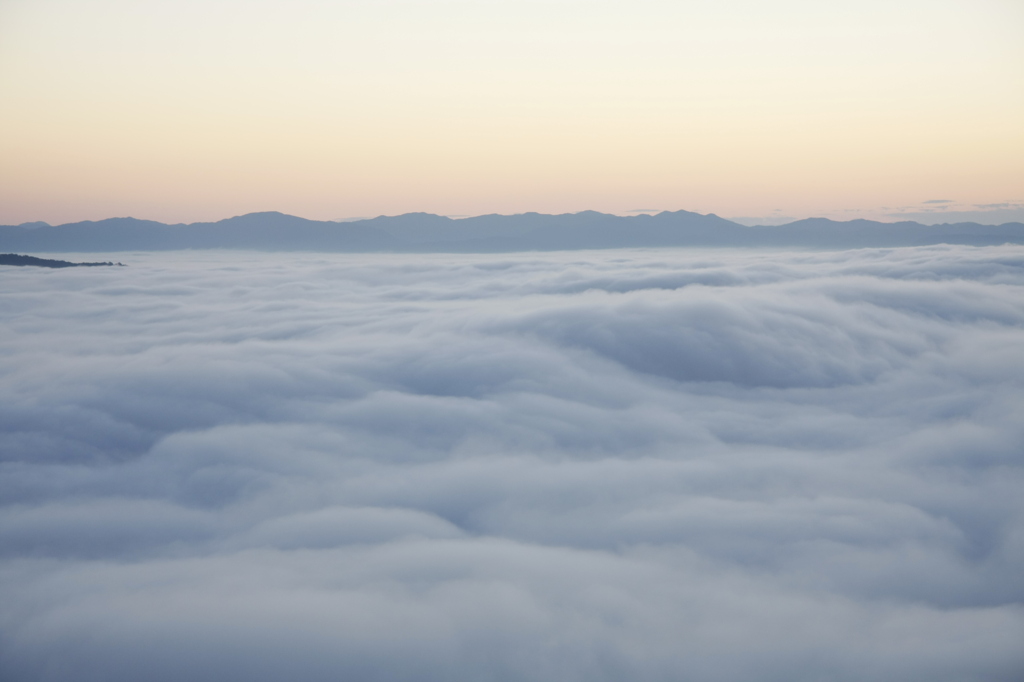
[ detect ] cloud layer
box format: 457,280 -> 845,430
2,246 -> 1024,681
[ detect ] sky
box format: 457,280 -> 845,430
1,0 -> 1022,226
2,246 -> 1024,681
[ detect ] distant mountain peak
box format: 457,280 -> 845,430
1,211 -> 1021,252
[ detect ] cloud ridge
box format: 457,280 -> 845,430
2,246 -> 1024,681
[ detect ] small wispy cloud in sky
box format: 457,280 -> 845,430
884,199 -> 1024,225
976,202 -> 1023,210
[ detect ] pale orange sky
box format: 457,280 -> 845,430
1,0 -> 1022,225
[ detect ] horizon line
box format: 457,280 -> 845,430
8,209 -> 1024,230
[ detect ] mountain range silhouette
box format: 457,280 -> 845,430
2,210 -> 1021,252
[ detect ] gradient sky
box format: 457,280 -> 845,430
1,0 -> 1022,225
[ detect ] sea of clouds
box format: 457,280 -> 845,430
2,245 -> 1023,682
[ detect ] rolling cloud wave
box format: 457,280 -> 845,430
2,246 -> 1023,681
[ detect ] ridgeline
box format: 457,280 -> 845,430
1,254 -> 125,268
2,211 -> 1022,253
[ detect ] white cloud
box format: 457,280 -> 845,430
1,246 -> 1024,681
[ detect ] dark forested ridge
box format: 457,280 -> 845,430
2,210 -> 1022,253
0,254 -> 124,268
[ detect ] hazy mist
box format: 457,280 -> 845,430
2,246 -> 1023,681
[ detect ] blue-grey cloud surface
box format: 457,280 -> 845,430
2,246 -> 1023,681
